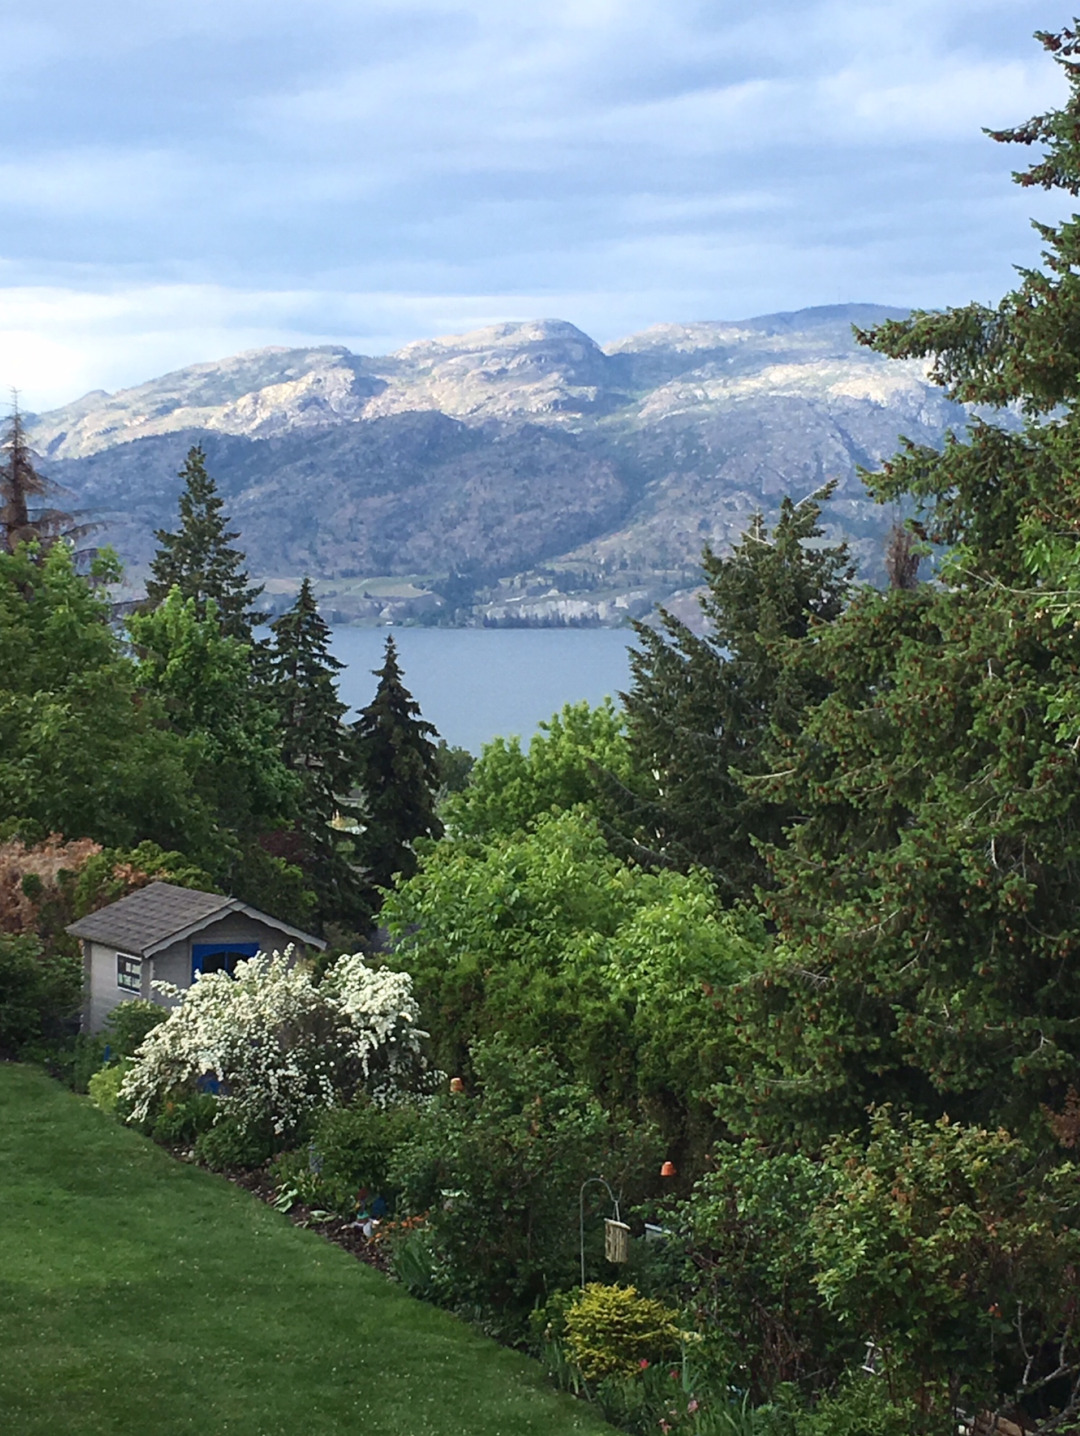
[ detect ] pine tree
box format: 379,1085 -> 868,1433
147,446 -> 263,641
268,579 -> 362,918
620,488 -> 852,898
353,635 -> 443,893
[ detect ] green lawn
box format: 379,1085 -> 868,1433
0,1065 -> 611,1436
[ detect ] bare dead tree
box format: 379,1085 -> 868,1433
885,522 -> 922,590
0,394 -> 96,557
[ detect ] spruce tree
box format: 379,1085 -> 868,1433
269,579 -> 362,918
147,445 -> 263,641
353,635 -> 443,893
620,488 -> 852,898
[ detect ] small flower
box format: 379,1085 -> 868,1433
639,1359 -> 650,1369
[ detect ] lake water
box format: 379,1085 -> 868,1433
330,627 -> 637,755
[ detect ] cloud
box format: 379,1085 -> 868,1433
0,0 -> 1069,404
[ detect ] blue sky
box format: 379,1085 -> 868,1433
0,0 -> 1069,409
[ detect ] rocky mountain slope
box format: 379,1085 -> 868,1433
28,305 -> 966,625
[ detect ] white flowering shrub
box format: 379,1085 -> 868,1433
120,949 -> 429,1138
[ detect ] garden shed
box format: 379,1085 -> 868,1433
68,881 -> 324,1033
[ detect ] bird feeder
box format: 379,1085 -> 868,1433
604,1218 -> 631,1264
660,1160 -> 677,1178
449,1077 -> 465,1094
580,1177 -> 626,1285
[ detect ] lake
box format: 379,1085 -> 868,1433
330,627 -> 638,755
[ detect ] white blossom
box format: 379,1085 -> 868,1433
119,949 -> 429,1137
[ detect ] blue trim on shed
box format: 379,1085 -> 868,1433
191,940 -> 259,980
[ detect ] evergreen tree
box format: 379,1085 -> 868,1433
146,446 -> 263,641
268,579 -> 363,920
353,635 -> 443,893
620,488 -> 852,898
721,23 -> 1080,1145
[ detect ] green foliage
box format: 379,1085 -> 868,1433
0,932 -> 81,1057
73,1000 -> 169,1094
676,1143 -> 847,1402
384,809 -> 761,1133
71,843 -> 216,918
784,1377 -> 915,1436
270,1098 -> 423,1217
812,1109 -> 1080,1429
128,588 -> 299,895
88,1060 -> 132,1115
353,635 -> 443,893
444,700 -> 637,840
390,1036 -> 660,1319
268,577 -> 364,923
146,444 -> 264,641
149,1092 -> 218,1145
621,491 -> 851,897
708,29 -> 1080,1147
0,541 -> 213,852
195,1115 -> 276,1172
563,1283 -> 682,1381
434,739 -> 474,800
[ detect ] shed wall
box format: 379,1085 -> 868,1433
85,939 -> 151,1034
84,914 -> 308,1032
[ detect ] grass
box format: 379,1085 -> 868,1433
0,1065 -> 613,1436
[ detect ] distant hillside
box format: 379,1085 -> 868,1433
29,305 -> 964,625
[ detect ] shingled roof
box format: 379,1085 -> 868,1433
67,881 -> 323,956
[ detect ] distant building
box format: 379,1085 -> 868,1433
67,881 -> 323,1033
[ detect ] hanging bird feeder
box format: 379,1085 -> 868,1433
660,1160 -> 677,1178
604,1217 -> 631,1264
579,1177 -> 628,1285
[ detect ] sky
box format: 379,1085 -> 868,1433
0,0 -> 1071,410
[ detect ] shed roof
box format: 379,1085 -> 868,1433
67,881 -> 323,956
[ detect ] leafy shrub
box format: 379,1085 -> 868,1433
440,699 -> 638,840
0,932 -> 81,1057
120,951 -> 431,1143
389,1225 -> 443,1304
389,1035 -> 660,1322
812,1108 -> 1080,1432
676,1141 -> 848,1401
150,1092 -> 218,1144
88,1060 -> 132,1115
195,1116 -> 276,1172
101,999 -> 167,1054
73,1000 -> 169,1092
270,1098 -> 423,1217
784,1377 -> 915,1436
563,1283 -> 682,1381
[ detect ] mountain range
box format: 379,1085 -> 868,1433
27,304 -> 965,625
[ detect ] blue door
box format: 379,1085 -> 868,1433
191,941 -> 260,980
